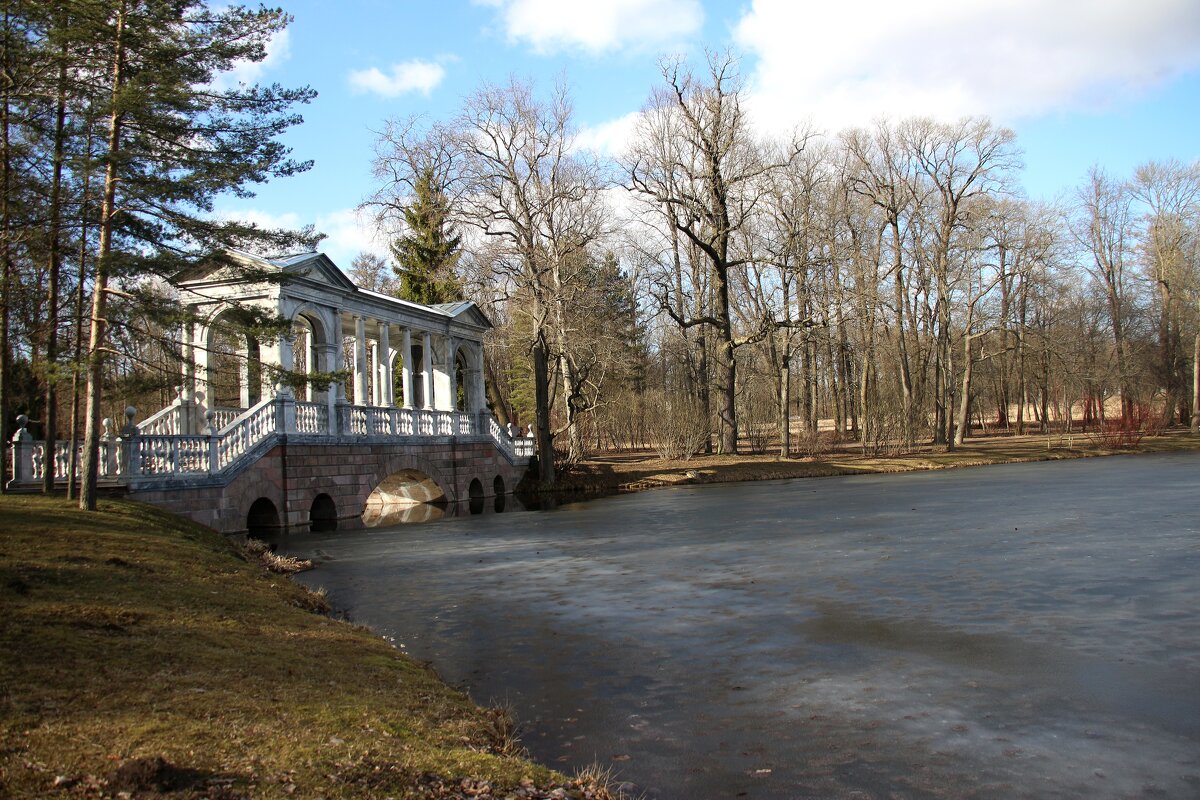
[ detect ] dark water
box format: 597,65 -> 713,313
282,453 -> 1200,799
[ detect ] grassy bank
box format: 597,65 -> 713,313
0,496 -> 592,799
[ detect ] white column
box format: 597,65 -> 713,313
421,331 -> 433,410
447,338 -> 459,411
379,322 -> 393,407
401,327 -> 413,409
276,326 -> 294,399
470,343 -> 487,413
181,317 -> 195,402
238,340 -> 251,408
370,341 -> 381,406
303,327 -> 313,402
354,315 -> 368,405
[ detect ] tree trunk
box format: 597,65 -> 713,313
1192,330 -> 1199,434
532,334 -> 554,484
714,264 -> 737,455
0,5 -> 12,491
67,123 -> 96,500
484,359 -> 509,426
779,347 -> 790,458
42,38 -> 69,493
954,334 -> 975,447
81,1 -> 127,511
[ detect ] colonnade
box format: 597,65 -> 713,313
182,304 -> 487,434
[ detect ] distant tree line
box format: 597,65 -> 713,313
365,51 -> 1200,481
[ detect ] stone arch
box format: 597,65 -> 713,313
493,474 -> 506,496
309,493 -> 337,532
453,341 -> 484,413
246,497 -> 280,538
201,306 -> 264,410
468,478 -> 485,514
358,452 -> 453,527
288,305 -> 334,402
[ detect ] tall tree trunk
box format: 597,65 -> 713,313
0,4 -> 12,491
42,35 -> 69,492
67,122 -> 96,500
954,334 -> 976,447
779,345 -> 790,458
1192,330 -> 1199,434
891,225 -> 914,448
531,333 -> 554,484
81,1 -> 127,511
714,263 -> 737,454
484,359 -> 509,427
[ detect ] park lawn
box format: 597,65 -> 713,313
0,495 -> 567,799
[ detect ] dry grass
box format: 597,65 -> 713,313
0,495 -> 570,798
556,428 -> 1200,493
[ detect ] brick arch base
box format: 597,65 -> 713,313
128,439 -> 529,537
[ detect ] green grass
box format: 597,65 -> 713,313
0,495 -> 564,798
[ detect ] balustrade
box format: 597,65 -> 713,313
9,398 -> 526,489
295,402 -> 328,434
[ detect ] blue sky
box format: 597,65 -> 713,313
215,0 -> 1200,268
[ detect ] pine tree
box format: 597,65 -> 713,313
70,0 -> 316,509
390,167 -> 462,304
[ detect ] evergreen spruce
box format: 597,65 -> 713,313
390,167 -> 462,304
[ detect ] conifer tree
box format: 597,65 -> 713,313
390,167 -> 462,304
69,0 -> 316,509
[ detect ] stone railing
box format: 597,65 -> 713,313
488,415 -> 536,462
8,397 -> 529,489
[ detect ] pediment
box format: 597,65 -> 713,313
435,301 -> 493,329
175,250 -> 357,292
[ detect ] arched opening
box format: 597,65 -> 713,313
362,468 -> 446,527
310,493 -> 337,532
493,474 -> 505,496
246,497 -> 280,538
207,309 -> 263,411
410,342 -> 425,409
455,349 -> 468,411
468,478 -> 484,515
292,313 -> 327,402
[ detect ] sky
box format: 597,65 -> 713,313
214,0 -> 1200,269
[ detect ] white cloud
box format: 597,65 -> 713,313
348,60 -> 447,97
212,28 -> 291,89
217,207 -> 388,273
734,0 -> 1200,133
575,111 -> 643,157
484,0 -> 704,54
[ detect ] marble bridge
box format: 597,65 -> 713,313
7,251 -> 532,535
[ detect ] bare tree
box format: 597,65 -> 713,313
455,78 -> 608,477
1072,167 -> 1138,421
626,51 -> 803,453
904,116 -> 1020,447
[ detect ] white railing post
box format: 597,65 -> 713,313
101,418 -> 115,477
9,414 -> 33,485
277,389 -> 297,434
206,410 -> 220,475
120,406 -> 140,478
334,398 -> 348,437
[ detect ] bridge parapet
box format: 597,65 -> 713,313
7,395 -> 531,492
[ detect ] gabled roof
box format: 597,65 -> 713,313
175,249 -> 492,330
175,250 -> 358,292
433,301 -> 493,329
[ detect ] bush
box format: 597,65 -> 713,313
1087,405 -> 1153,449
648,391 -> 710,460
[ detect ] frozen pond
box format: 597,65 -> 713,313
283,452 -> 1200,799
